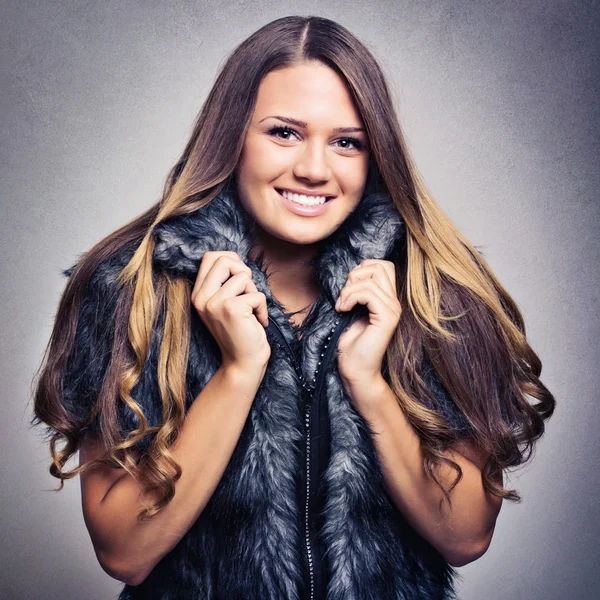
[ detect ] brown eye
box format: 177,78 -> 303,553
268,126 -> 299,141
336,137 -> 363,151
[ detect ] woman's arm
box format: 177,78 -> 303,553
80,362 -> 264,586
345,375 -> 503,568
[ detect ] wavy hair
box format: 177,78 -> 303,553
32,15 -> 555,520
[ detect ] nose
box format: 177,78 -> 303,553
292,139 -> 331,183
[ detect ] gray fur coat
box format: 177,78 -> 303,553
61,188 -> 472,599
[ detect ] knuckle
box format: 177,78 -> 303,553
191,290 -> 204,309
204,296 -> 215,314
235,270 -> 251,284
222,297 -> 236,314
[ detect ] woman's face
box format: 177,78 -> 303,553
235,61 -> 371,249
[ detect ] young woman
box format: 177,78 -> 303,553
32,15 -> 555,600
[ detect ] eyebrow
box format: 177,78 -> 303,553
259,115 -> 365,134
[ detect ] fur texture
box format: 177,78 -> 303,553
62,188 -> 470,599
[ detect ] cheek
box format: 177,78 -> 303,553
239,138 -> 288,185
334,157 -> 369,191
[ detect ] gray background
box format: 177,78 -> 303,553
2,1 -> 598,598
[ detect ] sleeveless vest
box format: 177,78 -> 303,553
61,188 -> 471,599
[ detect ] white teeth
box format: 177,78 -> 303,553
280,190 -> 327,206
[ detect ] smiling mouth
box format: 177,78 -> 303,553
275,188 -> 335,202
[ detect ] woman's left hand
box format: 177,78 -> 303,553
334,259 -> 402,392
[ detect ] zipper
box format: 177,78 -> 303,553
268,310 -> 355,600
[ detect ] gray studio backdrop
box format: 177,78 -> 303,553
2,1 -> 598,599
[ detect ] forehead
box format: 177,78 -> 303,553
253,62 -> 364,127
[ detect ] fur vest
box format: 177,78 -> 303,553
61,188 -> 472,599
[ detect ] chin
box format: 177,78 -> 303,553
273,228 -> 327,246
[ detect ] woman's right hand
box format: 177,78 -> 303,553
191,251 -> 271,373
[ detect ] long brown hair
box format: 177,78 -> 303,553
31,15 -> 555,521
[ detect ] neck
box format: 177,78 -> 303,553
249,228 -> 324,313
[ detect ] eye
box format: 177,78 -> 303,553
267,125 -> 300,142
335,137 -> 363,151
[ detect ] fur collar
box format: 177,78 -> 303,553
152,185 -> 405,299
151,187 -> 406,387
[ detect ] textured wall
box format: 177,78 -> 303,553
2,1 -> 598,598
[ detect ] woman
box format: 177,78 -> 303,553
32,15 -> 555,600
